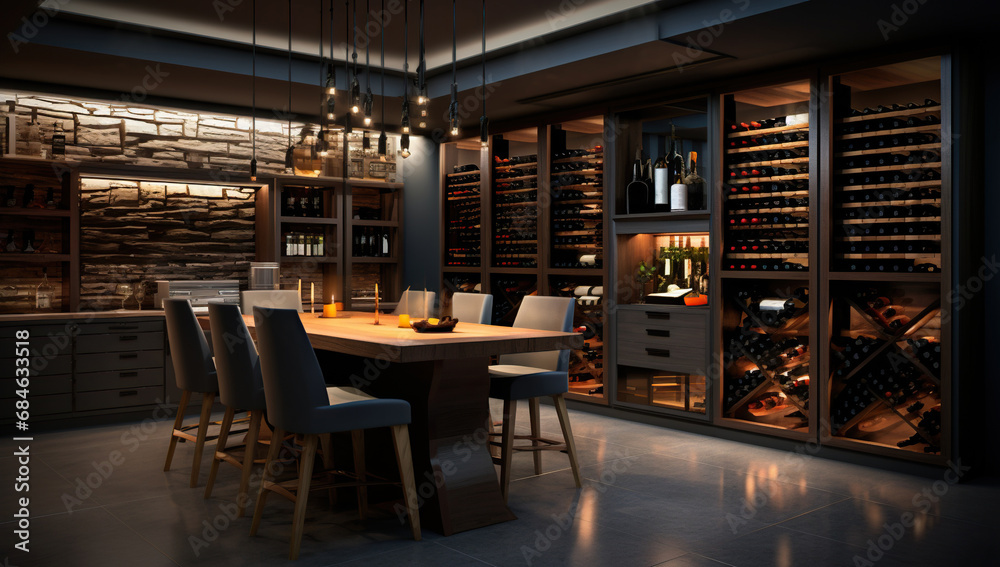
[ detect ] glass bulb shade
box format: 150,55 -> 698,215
325,63 -> 336,95
401,147 -> 410,158
419,121 -> 427,128
351,105 -> 360,114
363,116 -> 372,126
327,112 -> 336,121
402,126 -> 410,134
417,95 -> 427,105
378,131 -> 387,155
420,108 -> 427,117
451,127 -> 459,136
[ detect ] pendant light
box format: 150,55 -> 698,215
250,0 -> 257,180
377,0 -> 386,156
362,0 -> 373,127
344,0 -> 353,133
400,0 -> 411,158
319,0 -> 329,157
479,0 -> 488,148
416,0 -> 427,105
350,0 -> 361,115
448,0 -> 459,137
325,0 -> 336,124
284,0 -> 294,173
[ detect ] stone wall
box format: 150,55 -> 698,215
2,91 -> 343,175
79,178 -> 256,310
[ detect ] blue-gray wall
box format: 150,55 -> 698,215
400,135 -> 441,293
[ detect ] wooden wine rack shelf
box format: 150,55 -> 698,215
836,234 -> 941,242
835,123 -> 940,141
446,170 -> 481,177
726,140 -> 809,154
839,198 -> 939,208
494,161 -> 537,169
840,180 -> 940,191
726,189 -> 808,199
836,162 -> 942,174
726,253 -> 808,259
727,123 -> 809,138
727,157 -> 809,168
735,173 -> 809,183
727,223 -> 809,230
835,143 -> 940,158
494,187 -> 538,195
837,105 -> 941,123
727,206 -> 809,214
553,154 -> 602,163
841,216 -> 941,224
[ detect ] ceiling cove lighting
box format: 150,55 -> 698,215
350,0 -> 361,115
250,0 -> 257,180
377,0 -> 386,156
448,0 -> 459,137
479,0 -> 488,149
362,0 -> 373,127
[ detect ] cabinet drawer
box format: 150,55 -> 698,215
0,374 -> 73,397
75,386 -> 163,411
617,341 -> 707,374
76,350 -> 164,373
616,324 -> 708,349
0,354 -> 73,377
0,324 -> 74,353
76,332 -> 164,354
76,368 -> 164,392
73,320 -> 164,335
0,393 -> 72,418
618,309 -> 707,332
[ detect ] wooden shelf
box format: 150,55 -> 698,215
827,272 -> 941,282
280,216 -> 339,225
836,162 -> 942,174
552,154 -> 603,163
552,198 -> 602,206
840,216 -> 940,224
732,173 -> 809,183
442,265 -> 482,272
496,201 -> 537,208
835,123 -> 940,141
726,223 -> 809,230
837,253 -> 940,260
726,157 -> 809,168
837,105 -> 941,123
719,270 -> 809,279
446,194 -> 480,201
839,199 -> 939,208
488,267 -> 539,274
552,183 -> 602,192
553,244 -> 601,251
726,253 -> 808,259
446,170 -> 481,178
0,253 -> 71,262
613,211 -> 710,222
726,189 -> 807,200
835,143 -> 940,158
727,206 -> 809,214
548,267 -> 604,275
446,181 -> 480,188
494,174 -> 537,183
0,208 -> 72,218
726,140 -> 808,154
494,187 -> 538,195
351,219 -> 399,227
836,234 -> 941,242
839,180 -> 940,191
726,123 -> 809,138
494,161 -> 537,169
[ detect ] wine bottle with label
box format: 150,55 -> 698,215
669,127 -> 688,211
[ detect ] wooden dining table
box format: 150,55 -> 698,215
234,310 -> 583,535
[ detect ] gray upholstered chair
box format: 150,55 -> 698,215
163,298 -> 220,488
392,290 -> 436,319
450,292 -> 493,324
204,304 -> 267,516
241,289 -> 302,313
488,295 -> 582,502
249,306 -> 420,559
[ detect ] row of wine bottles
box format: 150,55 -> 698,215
838,204 -> 940,219
841,186 -> 939,203
838,132 -> 938,152
836,113 -> 939,136
553,147 -> 602,159
447,172 -> 480,185
726,260 -> 807,271
728,213 -> 808,226
846,99 -> 939,117
495,167 -> 538,179
3,184 -> 63,210
727,130 -> 807,149
495,191 -> 536,204
283,232 -> 326,257
727,239 -> 809,254
726,148 -> 807,165
494,154 -> 536,166
281,189 -> 324,218
840,170 -> 940,186
495,180 -> 534,190
839,150 -> 938,169
552,189 -> 601,201
837,240 -> 939,254
836,260 -> 940,273
552,161 -> 601,172
552,174 -> 601,188
351,226 -> 391,257
726,196 -> 808,210
727,181 -> 806,195
728,166 -> 803,179
839,220 -> 939,237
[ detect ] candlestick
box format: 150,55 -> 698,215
374,283 -> 380,325
310,282 -> 314,314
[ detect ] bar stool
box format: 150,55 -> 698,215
488,295 -> 582,502
249,306 -> 420,559
451,292 -> 493,324
163,298 -> 220,488
203,303 -> 266,516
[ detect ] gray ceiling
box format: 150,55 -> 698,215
0,0 -> 994,136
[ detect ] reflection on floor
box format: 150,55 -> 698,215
2,401 -> 998,567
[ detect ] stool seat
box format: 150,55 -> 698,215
488,365 -> 568,400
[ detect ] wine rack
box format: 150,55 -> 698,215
550,139 -> 604,270
831,95 -> 943,274
550,276 -> 605,397
722,100 -> 810,273
444,164 -> 481,267
721,282 -> 811,429
490,275 -> 537,326
827,282 -> 943,454
492,134 -> 538,269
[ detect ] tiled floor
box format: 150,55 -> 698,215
2,403 -> 998,566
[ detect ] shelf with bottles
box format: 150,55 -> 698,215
722,82 -> 813,277
0,264 -> 67,314
490,274 -> 537,326
616,231 -> 709,307
549,121 -> 605,272
719,280 -> 811,431
550,275 -> 606,399
829,57 -> 943,276
350,226 -> 395,260
492,131 -> 539,270
617,367 -> 708,415
826,281 -> 944,456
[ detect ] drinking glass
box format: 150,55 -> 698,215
133,282 -> 146,310
115,283 -> 133,310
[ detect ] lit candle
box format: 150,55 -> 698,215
323,294 -> 337,318
398,314 -> 410,328
310,282 -> 314,314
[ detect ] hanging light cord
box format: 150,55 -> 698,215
380,0 -> 385,125
365,0 -> 370,94
351,0 -> 357,77
481,0 -> 486,120
287,0 -> 292,150
418,0 -> 425,95
251,0 -> 256,166
319,0 -> 324,126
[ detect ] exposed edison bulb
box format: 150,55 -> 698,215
327,112 -> 336,121
401,147 -> 410,158
417,94 -> 427,105
402,125 -> 410,134
419,121 -> 427,128
420,108 -> 427,117
327,86 -> 336,95
351,104 -> 360,114
451,126 -> 459,136
363,116 -> 372,127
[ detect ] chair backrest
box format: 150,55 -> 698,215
392,290 -> 436,319
241,290 -> 302,313
451,292 -> 492,324
498,295 -> 575,371
163,298 -> 218,393
253,306 -> 332,434
208,303 -> 265,411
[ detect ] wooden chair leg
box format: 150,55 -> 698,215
250,426 -> 285,536
164,389 -> 191,471
488,409 -> 500,459
499,398 -> 517,504
190,392 -> 216,488
529,397 -> 543,475
204,406 -> 235,498
391,424 -> 421,541
289,434 -> 317,560
237,410 -> 262,517
351,430 -> 367,521
320,433 -> 337,507
553,394 -> 581,488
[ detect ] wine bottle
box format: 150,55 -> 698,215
685,151 -> 706,210
625,149 -> 650,214
36,267 -> 53,309
652,151 -> 670,212
669,129 -> 688,212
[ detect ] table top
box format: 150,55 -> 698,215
243,311 -> 583,363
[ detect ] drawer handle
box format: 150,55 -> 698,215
119,353 -> 138,359
645,329 -> 670,338
645,348 -> 671,358
119,371 -> 138,378
119,390 -> 139,397
118,335 -> 139,341
645,312 -> 670,320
